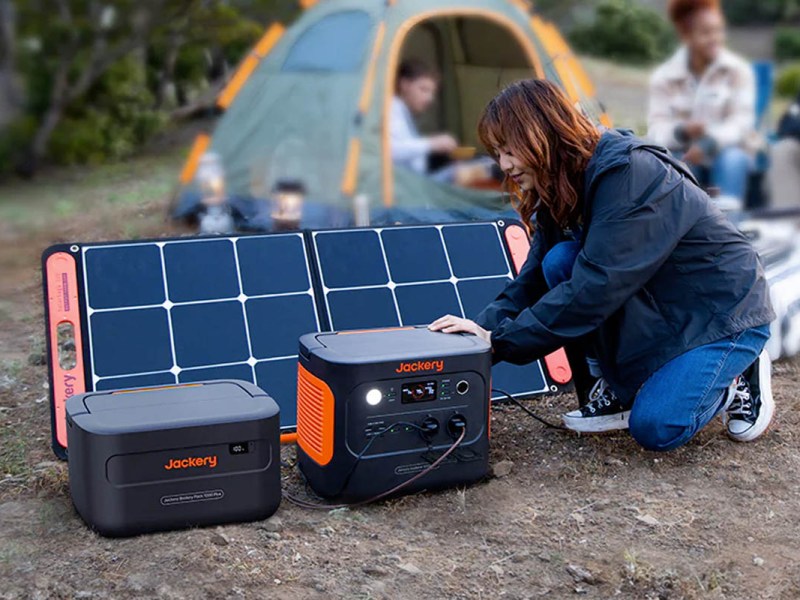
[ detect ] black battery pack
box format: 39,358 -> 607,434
66,380 -> 281,536
296,326 -> 492,503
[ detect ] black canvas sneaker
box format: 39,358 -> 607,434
562,378 -> 630,433
723,349 -> 775,442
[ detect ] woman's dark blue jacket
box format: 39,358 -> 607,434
475,129 -> 775,403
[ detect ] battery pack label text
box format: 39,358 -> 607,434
163,455 -> 218,471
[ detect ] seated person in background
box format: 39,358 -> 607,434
391,59 -> 496,186
391,59 -> 458,175
647,0 -> 756,202
767,91 -> 800,208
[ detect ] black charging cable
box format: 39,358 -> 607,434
284,422 -> 467,510
330,420 -> 428,498
491,387 -> 569,431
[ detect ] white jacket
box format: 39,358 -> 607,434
647,46 -> 756,153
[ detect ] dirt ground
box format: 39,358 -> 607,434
1,156 -> 799,600
3,64 -> 800,599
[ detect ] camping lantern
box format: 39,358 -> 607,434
195,152 -> 234,234
296,326 -> 492,503
196,152 -> 226,207
271,179 -> 306,231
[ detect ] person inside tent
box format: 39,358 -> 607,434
391,58 -> 496,185
647,0 -> 756,203
430,79 -> 775,451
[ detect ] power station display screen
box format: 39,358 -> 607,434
401,381 -> 437,404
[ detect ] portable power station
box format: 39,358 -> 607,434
65,380 -> 281,537
296,327 -> 492,502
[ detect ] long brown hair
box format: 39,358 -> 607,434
477,79 -> 601,229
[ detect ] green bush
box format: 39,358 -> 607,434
776,63 -> 800,98
776,27 -> 800,62
724,0 -> 792,25
47,57 -> 167,165
568,0 -> 676,66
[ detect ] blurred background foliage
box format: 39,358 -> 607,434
0,0 -> 298,176
0,0 -> 798,178
567,0 -> 677,66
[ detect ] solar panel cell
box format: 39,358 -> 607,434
381,227 -> 451,283
163,239 -> 240,303
442,223 -> 510,278
246,294 -> 318,359
394,282 -> 461,326
90,308 -> 173,377
171,301 -> 249,368
457,277 -> 513,320
85,246 -> 165,309
315,230 -> 388,288
327,288 -> 399,330
237,235 -> 310,296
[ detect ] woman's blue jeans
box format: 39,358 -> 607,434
542,241 -> 769,452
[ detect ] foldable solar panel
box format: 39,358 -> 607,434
44,220 -> 571,459
310,221 -> 561,402
43,233 -> 322,458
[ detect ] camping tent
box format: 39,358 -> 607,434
177,0 -> 610,224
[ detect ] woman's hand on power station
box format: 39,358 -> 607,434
428,315 -> 491,344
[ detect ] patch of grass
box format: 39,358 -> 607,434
0,359 -> 23,382
0,146 -> 184,233
0,427 -> 30,477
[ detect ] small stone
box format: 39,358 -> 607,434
369,581 -> 387,595
362,565 -> 389,577
512,551 -> 530,563
570,512 -> 585,525
263,532 -> 281,541
492,460 -> 514,478
538,552 -> 552,563
604,457 -> 624,466
209,531 -> 229,546
566,564 -> 598,585
635,514 -> 660,527
575,585 -> 588,594
753,556 -> 765,567
399,562 -> 422,575
28,352 -> 46,366
489,564 -> 504,577
258,517 -> 283,533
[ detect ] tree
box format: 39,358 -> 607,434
3,0 -> 292,175
0,0 -> 22,128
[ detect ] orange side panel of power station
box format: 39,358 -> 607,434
296,364 -> 335,466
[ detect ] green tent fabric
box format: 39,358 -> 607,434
186,0 -> 606,217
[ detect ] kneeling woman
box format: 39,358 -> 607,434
430,80 -> 775,451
